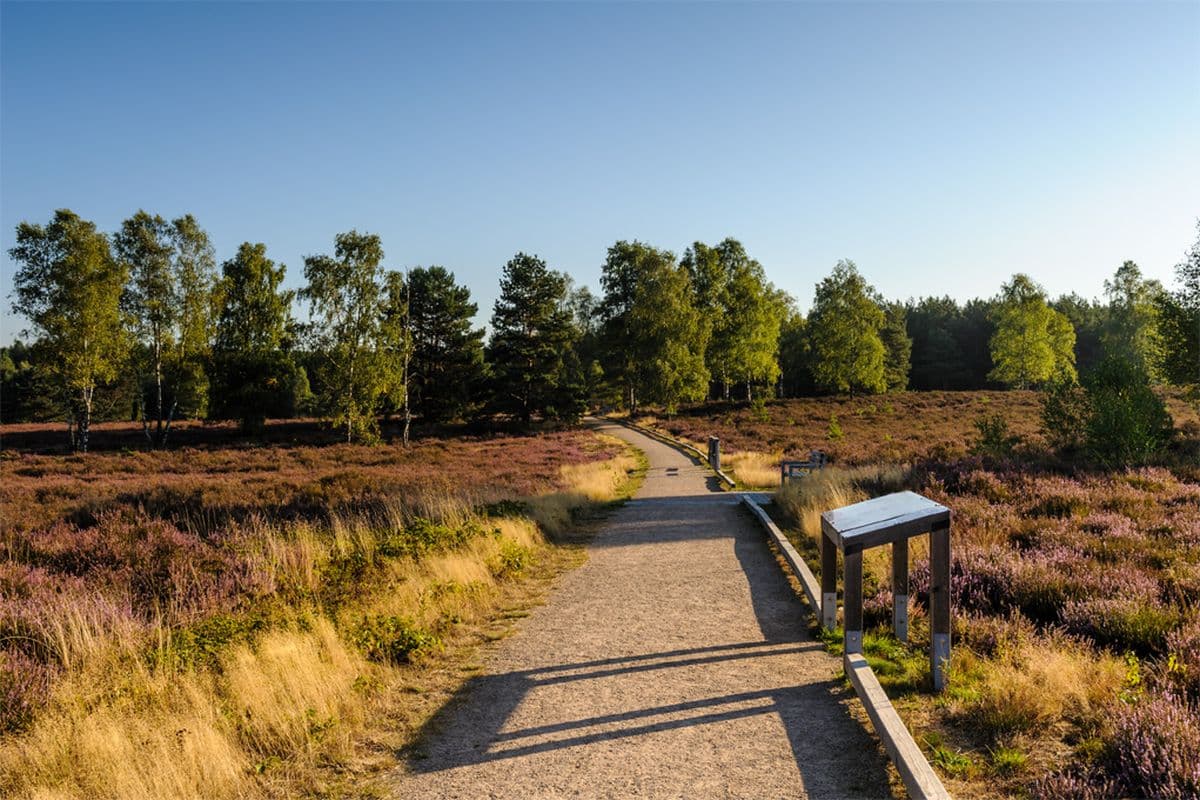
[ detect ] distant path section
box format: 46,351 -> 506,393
389,420 -> 894,799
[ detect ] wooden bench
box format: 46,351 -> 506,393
780,450 -> 827,482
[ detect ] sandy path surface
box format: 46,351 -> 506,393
389,421 -> 895,799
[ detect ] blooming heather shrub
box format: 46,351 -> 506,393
1111,693 -> 1200,800
1162,619 -> 1200,700
26,511 -> 255,619
1030,769 -> 1120,800
909,545 -> 1017,617
1061,598 -> 1181,656
0,649 -> 51,733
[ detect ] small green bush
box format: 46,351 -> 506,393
349,615 -> 439,664
1040,378 -> 1090,453
972,414 -> 1019,458
826,413 -> 843,441
489,540 -> 531,580
1083,358 -> 1173,467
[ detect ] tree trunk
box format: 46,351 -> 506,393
78,387 -> 93,453
154,336 -> 164,447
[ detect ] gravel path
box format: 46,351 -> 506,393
390,421 -> 895,799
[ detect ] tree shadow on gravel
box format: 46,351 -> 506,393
403,639 -> 888,798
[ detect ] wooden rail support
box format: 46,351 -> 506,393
843,548 -> 863,654
892,538 -> 909,642
707,436 -> 721,473
821,491 -> 952,692
820,529 -> 838,630
930,520 -> 951,691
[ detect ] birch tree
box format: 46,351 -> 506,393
9,210 -> 128,451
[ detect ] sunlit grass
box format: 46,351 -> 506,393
0,430 -> 643,800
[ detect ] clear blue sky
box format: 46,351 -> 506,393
2,1 -> 1198,342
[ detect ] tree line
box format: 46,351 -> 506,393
5,208 -> 1200,450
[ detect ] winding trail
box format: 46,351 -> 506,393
390,420 -> 895,799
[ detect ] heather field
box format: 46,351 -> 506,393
655,393 -> 1200,798
638,389 -> 1200,471
0,424 -> 641,798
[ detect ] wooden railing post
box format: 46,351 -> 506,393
707,436 -> 721,472
892,538 -> 909,642
929,520 -> 951,692
820,528 -> 838,630
843,548 -> 864,654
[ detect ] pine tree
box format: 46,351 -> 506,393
211,242 -> 298,433
880,302 -> 912,391
408,267 -> 485,423
487,253 -> 581,423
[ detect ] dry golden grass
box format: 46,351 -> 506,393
725,450 -> 782,489
965,636 -> 1124,736
0,435 -> 643,800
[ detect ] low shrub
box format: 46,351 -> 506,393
971,414 -> 1020,458
1040,378 -> 1090,453
489,540 -> 532,581
1061,598 -> 1181,656
1030,769 -> 1120,800
348,615 -> 440,664
1084,357 -> 1173,467
0,650 -> 51,734
1110,692 -> 1200,800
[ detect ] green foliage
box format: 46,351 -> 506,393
806,260 -> 887,395
8,209 -> 129,451
210,242 -> 298,432
487,253 -> 583,423
683,239 -> 787,400
988,274 -> 1077,388
301,230 -> 391,442
1053,292 -> 1109,376
1040,378 -> 1091,453
826,413 -> 843,441
1083,357 -> 1173,466
880,301 -> 912,391
1159,221 -> 1200,385
113,211 -> 220,442
907,296 -> 997,390
489,540 -> 532,580
922,731 -> 978,779
166,611 -> 270,668
972,414 -> 1020,458
377,270 -> 412,427
600,241 -> 708,413
777,312 -> 815,397
408,266 -> 485,423
989,746 -> 1028,776
749,395 -> 769,423
1102,261 -> 1165,382
349,615 -> 440,664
